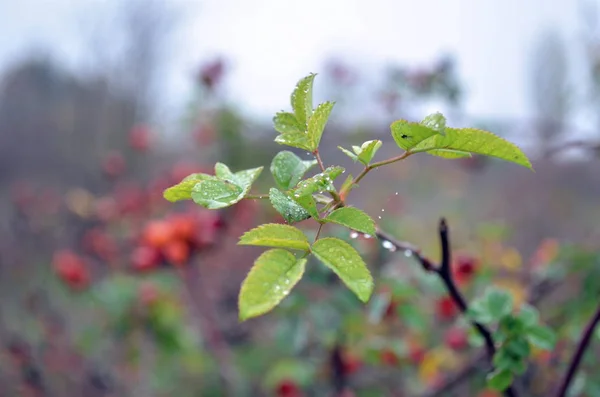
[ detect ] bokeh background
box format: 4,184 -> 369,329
1,1 -> 600,396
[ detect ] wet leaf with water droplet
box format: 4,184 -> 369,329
273,112 -> 304,134
311,237 -> 374,303
239,224 -> 310,251
324,207 -> 376,235
270,151 -> 317,191
163,173 -> 218,202
188,162 -> 263,209
191,180 -> 244,209
307,101 -> 334,150
239,249 -> 306,321
290,73 -> 316,128
269,188 -> 311,224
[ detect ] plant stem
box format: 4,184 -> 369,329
378,219 -> 518,397
555,302 -> 600,397
341,151 -> 412,200
314,223 -> 324,242
314,149 -> 326,171
437,219 -> 497,359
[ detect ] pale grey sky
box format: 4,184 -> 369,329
0,0 -> 594,131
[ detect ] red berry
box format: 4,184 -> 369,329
436,296 -> 459,320
53,250 -> 89,290
276,379 -> 302,397
380,348 -> 400,366
444,327 -> 468,350
452,255 -> 478,285
143,220 -> 175,248
163,240 -> 190,266
170,215 -> 197,242
342,352 -> 362,375
129,124 -> 152,152
131,245 -> 161,272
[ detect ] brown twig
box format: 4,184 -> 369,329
554,302 -> 600,397
422,279 -> 560,397
379,218 -> 518,397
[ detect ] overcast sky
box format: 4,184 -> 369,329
0,0 -> 595,132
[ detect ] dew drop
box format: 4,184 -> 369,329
404,250 -> 413,257
364,234 -> 372,239
350,231 -> 359,239
395,192 -> 399,195
381,209 -> 385,212
378,216 -> 382,219
382,240 -> 396,252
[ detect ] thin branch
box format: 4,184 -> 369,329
314,149 -> 326,172
555,302 -> 600,397
314,223 -> 324,242
422,279 -> 560,397
350,152 -> 412,188
380,219 -> 518,397
437,219 -> 496,360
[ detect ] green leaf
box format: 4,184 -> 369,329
269,188 -> 311,224
214,162 -> 263,189
191,180 -> 244,209
275,132 -> 313,151
426,149 -> 472,159
270,151 -> 317,191
291,73 -> 316,127
238,249 -> 307,321
517,303 -> 540,328
526,325 -> 556,350
390,120 -> 442,151
325,207 -> 376,235
487,368 -> 514,391
356,140 -> 382,165
499,315 -> 526,336
273,112 -> 304,134
239,224 -> 310,251
311,237 -> 374,302
504,336 -> 531,359
191,163 -> 263,209
338,146 -> 359,162
163,173 -> 216,202
292,166 -> 344,197
338,140 -> 383,165
467,299 -> 495,324
288,166 -> 344,219
493,349 -> 517,371
292,194 -> 320,219
411,127 -> 533,169
307,101 -> 334,150
421,112 -> 447,134
485,287 -> 514,320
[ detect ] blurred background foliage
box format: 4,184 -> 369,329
1,1 -> 600,396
